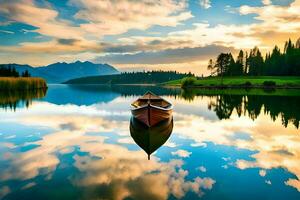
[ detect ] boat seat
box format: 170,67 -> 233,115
132,99 -> 170,108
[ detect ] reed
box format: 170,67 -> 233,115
0,77 -> 47,90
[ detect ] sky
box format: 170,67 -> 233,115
0,0 -> 299,75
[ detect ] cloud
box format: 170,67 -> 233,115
164,141 -> 177,148
197,166 -> 207,172
0,30 -> 14,34
239,1 -> 300,29
70,0 -> 193,36
222,165 -> 228,169
224,5 -> 237,14
237,0 -> 300,47
0,101 -> 216,199
0,186 -> 10,199
191,142 -> 207,147
285,179 -> 300,192
21,182 -> 36,190
0,20 -> 14,26
0,142 -> 16,149
73,153 -> 215,200
4,135 -> 16,139
171,97 -> 300,192
0,39 -> 101,54
95,45 -> 237,64
117,137 -> 134,144
163,1 -> 300,51
199,0 -> 211,9
265,180 -> 272,185
0,0 -> 196,68
168,23 -> 260,49
259,169 -> 266,177
262,0 -> 272,5
57,38 -> 80,46
20,29 -> 34,34
0,0 -> 300,74
172,149 -> 192,158
0,0 -> 84,39
101,36 -> 196,53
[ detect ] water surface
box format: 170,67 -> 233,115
0,85 -> 299,200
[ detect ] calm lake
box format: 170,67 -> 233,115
0,85 -> 300,200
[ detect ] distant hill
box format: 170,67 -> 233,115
0,61 -> 119,83
64,71 -> 193,85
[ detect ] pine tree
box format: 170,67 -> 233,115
244,52 -> 249,74
22,70 -> 31,77
235,50 -> 244,76
248,47 -> 264,76
284,39 -> 295,75
207,59 -> 215,76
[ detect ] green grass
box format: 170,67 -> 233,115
181,88 -> 300,98
165,76 -> 300,88
0,77 -> 47,90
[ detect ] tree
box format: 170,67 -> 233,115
296,38 -> 300,49
12,67 -> 19,77
0,65 -> 20,77
214,53 -> 235,84
206,37 -> 300,77
234,50 -> 244,76
207,59 -> 215,76
247,47 -> 264,76
265,46 -> 282,75
283,39 -> 294,75
244,51 -> 249,74
227,53 -> 236,76
295,38 -> 300,75
22,70 -> 31,77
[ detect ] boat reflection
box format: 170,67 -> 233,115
130,117 -> 173,160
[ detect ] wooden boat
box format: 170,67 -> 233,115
130,117 -> 173,160
131,91 -> 173,127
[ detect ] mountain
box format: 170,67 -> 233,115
0,61 -> 119,83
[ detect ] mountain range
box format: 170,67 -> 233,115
0,61 -> 119,83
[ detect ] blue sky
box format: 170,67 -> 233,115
0,0 -> 299,74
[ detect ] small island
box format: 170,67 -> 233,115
0,65 -> 47,90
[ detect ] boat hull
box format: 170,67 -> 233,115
131,104 -> 172,127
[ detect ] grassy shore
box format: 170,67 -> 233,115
181,88 -> 300,98
166,76 -> 300,88
0,77 -> 47,90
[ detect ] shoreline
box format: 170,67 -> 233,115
63,82 -> 300,89
63,83 -> 157,86
0,77 -> 48,91
165,76 -> 300,89
176,85 -> 300,89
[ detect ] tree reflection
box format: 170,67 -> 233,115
183,89 -> 300,128
0,88 -> 47,111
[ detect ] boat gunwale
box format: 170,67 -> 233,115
130,103 -> 173,111
131,92 -> 173,111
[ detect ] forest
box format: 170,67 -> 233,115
0,65 -> 31,77
207,38 -> 300,76
65,70 -> 194,84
